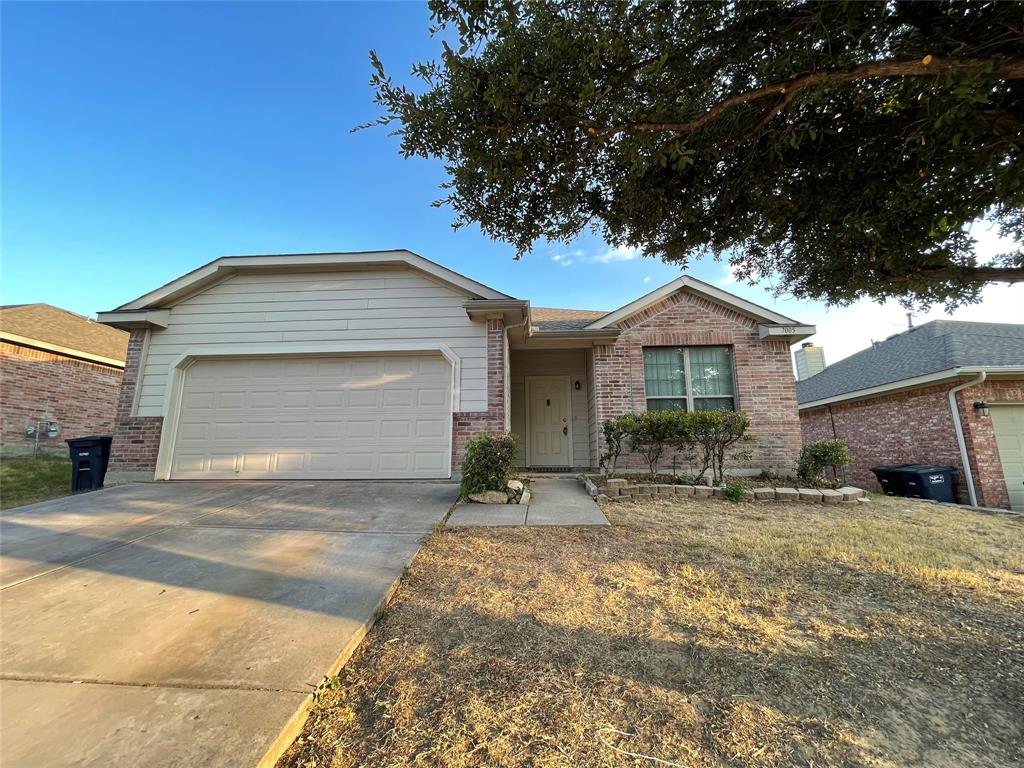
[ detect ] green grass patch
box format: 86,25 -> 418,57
0,455 -> 72,509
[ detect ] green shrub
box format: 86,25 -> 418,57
683,410 -> 753,485
600,414 -> 636,477
460,432 -> 518,496
797,439 -> 852,485
722,476 -> 747,503
628,410 -> 686,477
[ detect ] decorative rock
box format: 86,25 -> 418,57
655,484 -> 675,495
595,493 -> 609,503
637,486 -> 653,496
507,479 -> 524,493
713,486 -> 726,498
519,489 -> 531,506
606,478 -> 628,489
468,490 -> 510,504
838,486 -> 865,501
798,488 -> 823,502
775,487 -> 799,502
693,485 -> 714,498
856,496 -> 871,504
674,485 -> 694,496
820,489 -> 843,504
753,488 -> 776,500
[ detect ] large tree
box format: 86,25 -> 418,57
366,0 -> 1024,308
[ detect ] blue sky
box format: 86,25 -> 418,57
3,2 -> 1018,364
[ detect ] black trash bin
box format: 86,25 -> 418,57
871,464 -> 913,496
66,435 -> 113,493
895,464 -> 958,503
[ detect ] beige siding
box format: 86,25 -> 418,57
510,349 -> 593,468
135,268 -> 487,416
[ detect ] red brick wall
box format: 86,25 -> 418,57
799,378 -> 1022,508
451,318 -> 508,470
109,330 -> 163,472
0,342 -> 123,455
592,290 -> 803,474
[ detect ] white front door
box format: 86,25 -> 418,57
991,404 -> 1024,512
526,376 -> 571,467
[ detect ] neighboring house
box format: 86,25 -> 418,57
794,342 -> 826,380
97,250 -> 814,482
0,304 -> 129,455
797,321 -> 1024,511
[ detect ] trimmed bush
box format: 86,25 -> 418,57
683,410 -> 753,485
600,413 -> 636,477
628,410 -> 686,477
797,439 -> 852,485
460,432 -> 518,496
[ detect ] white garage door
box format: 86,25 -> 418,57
991,404 -> 1024,512
169,355 -> 452,480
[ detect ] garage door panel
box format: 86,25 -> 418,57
170,355 -> 452,479
991,405 -> 1024,512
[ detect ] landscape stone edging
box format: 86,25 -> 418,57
580,475 -> 866,503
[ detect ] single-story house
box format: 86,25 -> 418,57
0,303 -> 129,455
797,320 -> 1024,511
97,250 -> 814,482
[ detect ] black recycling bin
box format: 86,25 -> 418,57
66,435 -> 113,493
871,464 -> 913,496
895,464 -> 958,503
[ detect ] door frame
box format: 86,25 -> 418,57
523,375 -> 573,467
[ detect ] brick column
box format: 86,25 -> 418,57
451,317 -> 507,469
108,329 -> 163,474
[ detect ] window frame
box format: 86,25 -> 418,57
643,345 -> 738,412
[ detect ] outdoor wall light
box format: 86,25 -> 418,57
574,380 -> 581,390
973,401 -> 990,418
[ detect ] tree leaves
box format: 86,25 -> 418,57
364,0 -> 1024,308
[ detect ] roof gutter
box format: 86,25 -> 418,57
948,369 -> 986,507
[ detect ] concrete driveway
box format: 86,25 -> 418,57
0,480 -> 455,768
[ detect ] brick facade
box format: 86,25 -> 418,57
799,378 -> 1023,508
0,341 -> 123,455
451,317 -> 507,469
109,330 -> 163,472
592,291 -> 803,474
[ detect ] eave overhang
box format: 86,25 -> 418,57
96,309 -> 171,330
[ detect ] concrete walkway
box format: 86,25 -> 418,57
0,480 -> 456,768
447,477 -> 609,527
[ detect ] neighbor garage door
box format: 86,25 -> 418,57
169,355 -> 452,479
991,404 -> 1024,512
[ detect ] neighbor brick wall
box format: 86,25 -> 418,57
592,291 -> 803,474
799,378 -> 1023,508
0,341 -> 123,455
451,317 -> 507,469
108,329 -> 163,472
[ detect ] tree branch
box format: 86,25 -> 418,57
588,57 -> 1024,138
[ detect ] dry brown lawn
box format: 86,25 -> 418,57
279,495 -> 1024,768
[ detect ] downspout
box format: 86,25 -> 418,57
948,369 -> 986,507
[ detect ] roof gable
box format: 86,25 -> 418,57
585,275 -> 800,329
113,250 -> 512,310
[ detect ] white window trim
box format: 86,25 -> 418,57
644,346 -> 737,412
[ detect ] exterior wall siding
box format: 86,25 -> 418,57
509,348 -> 592,468
592,290 -> 802,474
134,267 -> 489,415
0,341 -> 123,456
799,378 -> 1023,509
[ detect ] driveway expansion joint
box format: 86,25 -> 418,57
0,674 -> 308,696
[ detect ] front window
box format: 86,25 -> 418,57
643,346 -> 735,412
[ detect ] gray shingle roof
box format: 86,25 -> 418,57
796,320 -> 1024,405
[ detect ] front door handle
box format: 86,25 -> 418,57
562,426 -> 568,436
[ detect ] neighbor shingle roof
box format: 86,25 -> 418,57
0,304 -> 129,362
796,320 -> 1024,405
530,307 -> 608,331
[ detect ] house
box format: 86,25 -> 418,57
96,250 -> 814,482
0,304 -> 129,455
797,321 -> 1024,511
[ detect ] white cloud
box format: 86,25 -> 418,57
643,276 -> 652,284
716,263 -> 740,285
550,253 -> 574,267
590,245 -> 642,264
